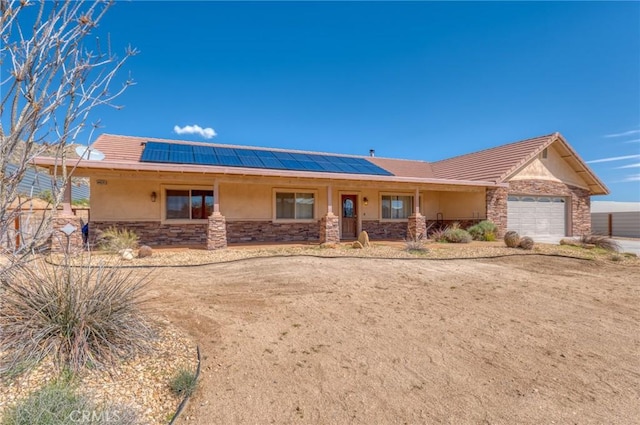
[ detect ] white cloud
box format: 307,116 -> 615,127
173,124 -> 217,139
624,138 -> 640,143
616,162 -> 640,169
604,129 -> 640,138
622,174 -> 640,182
586,154 -> 640,164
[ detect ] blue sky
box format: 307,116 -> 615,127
71,2 -> 640,201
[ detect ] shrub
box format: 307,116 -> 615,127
0,377 -> 88,425
404,235 -> 428,253
0,376 -> 139,425
518,236 -> 534,250
579,235 -> 620,252
169,368 -> 198,398
504,231 -> 520,248
97,227 -> 139,252
443,228 -> 472,244
0,257 -> 155,375
467,220 -> 498,241
429,227 -> 448,242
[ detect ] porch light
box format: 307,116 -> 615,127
151,191 -> 157,202
363,197 -> 369,206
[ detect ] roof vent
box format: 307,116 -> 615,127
369,149 -> 375,157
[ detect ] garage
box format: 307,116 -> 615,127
507,195 -> 567,236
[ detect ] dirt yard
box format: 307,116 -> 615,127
145,254 -> 640,424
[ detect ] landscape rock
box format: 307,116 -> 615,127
352,241 -> 364,249
357,231 -> 371,248
121,248 -> 134,260
138,245 -> 153,258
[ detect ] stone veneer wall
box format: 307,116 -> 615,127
89,221 -> 208,247
319,214 -> 340,244
486,187 -> 509,238
362,220 -> 407,240
51,214 -> 84,253
226,220 -> 320,243
507,180 -> 591,236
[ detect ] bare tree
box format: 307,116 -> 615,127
0,0 -> 136,266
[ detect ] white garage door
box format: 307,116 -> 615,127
507,195 -> 566,236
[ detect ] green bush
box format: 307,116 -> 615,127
169,368 -> 198,398
0,257 -> 155,375
467,220 -> 498,241
1,378 -> 87,425
1,377 -> 139,425
443,228 -> 472,244
97,227 -> 139,252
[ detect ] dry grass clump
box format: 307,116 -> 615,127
97,227 -> 139,252
0,257 -> 155,375
579,235 -> 621,252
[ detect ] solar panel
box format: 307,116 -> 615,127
140,142 -> 393,176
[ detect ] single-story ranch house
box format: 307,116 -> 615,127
35,132 -> 608,251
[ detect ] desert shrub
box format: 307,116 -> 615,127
0,377 -> 88,425
169,368 -> 198,398
404,235 -> 428,253
518,236 -> 534,250
97,227 -> 139,252
504,231 -> 520,248
429,227 -> 448,242
0,376 -> 139,425
579,235 -> 620,252
443,228 -> 472,244
467,220 -> 498,241
0,257 -> 155,375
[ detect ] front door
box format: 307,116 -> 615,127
341,195 -> 357,238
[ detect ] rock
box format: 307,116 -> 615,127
357,231 -> 370,248
121,248 -> 134,260
138,245 -> 153,258
352,241 -> 363,249
518,236 -> 534,250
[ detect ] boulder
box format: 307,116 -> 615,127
352,241 -> 364,249
138,245 -> 153,258
357,231 -> 371,248
121,248 -> 134,260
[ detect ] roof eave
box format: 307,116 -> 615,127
32,156 -> 506,188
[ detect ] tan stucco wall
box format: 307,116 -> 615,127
510,145 -> 588,189
422,190 -> 486,220
90,178 -> 161,221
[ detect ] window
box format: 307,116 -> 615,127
166,189 -> 213,220
276,192 -> 315,220
381,195 -> 413,219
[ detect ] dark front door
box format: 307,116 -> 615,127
341,195 -> 357,238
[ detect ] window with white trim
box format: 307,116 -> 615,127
381,195 -> 413,219
275,192 -> 315,220
166,189 -> 213,220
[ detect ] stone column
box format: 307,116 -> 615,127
207,212 -> 227,250
486,186 -> 508,237
319,213 -> 340,244
51,214 -> 84,254
407,214 -> 427,241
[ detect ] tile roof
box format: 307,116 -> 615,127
33,132 -> 608,194
431,133 -> 556,182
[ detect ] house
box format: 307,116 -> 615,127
34,132 -> 608,251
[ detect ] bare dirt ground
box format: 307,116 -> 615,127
146,254 -> 640,425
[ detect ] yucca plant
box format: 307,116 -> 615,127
0,256 -> 155,375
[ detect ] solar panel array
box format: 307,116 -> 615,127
140,142 -> 394,176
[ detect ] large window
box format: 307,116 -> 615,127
381,195 -> 413,219
166,189 -> 213,220
276,192 -> 315,220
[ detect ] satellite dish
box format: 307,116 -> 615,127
75,145 -> 105,161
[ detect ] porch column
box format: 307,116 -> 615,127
207,179 -> 227,250
319,185 -> 339,244
486,186 -> 508,238
51,179 -> 83,253
407,188 -> 426,241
